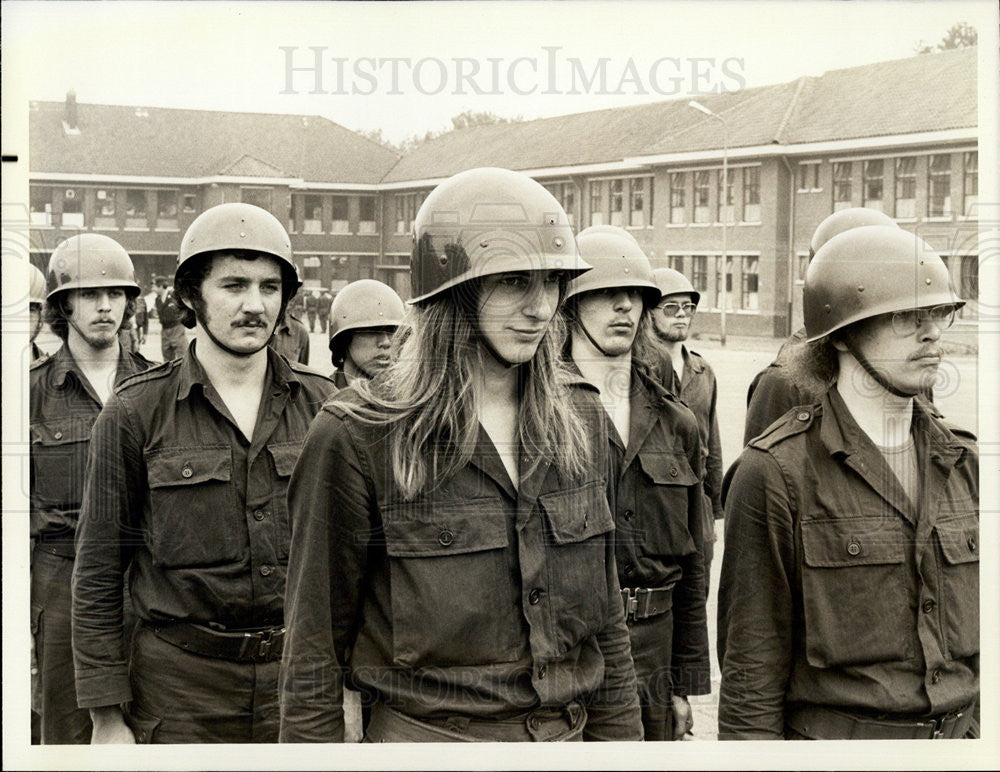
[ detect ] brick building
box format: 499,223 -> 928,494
29,47 -> 978,336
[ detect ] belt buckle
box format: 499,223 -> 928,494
622,588 -> 639,622
931,711 -> 960,740
247,627 -> 282,661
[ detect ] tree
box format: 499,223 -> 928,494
394,110 -> 524,153
915,21 -> 977,54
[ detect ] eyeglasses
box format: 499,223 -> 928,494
889,304 -> 957,336
657,301 -> 697,316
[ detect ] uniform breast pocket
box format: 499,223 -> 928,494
381,500 -> 519,669
800,516 -> 913,668
635,450 -> 700,556
31,417 -> 94,509
267,441 -> 302,560
935,514 -> 979,659
539,479 -> 615,653
145,446 -> 242,569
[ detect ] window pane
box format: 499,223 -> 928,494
863,160 -> 883,211
125,189 -> 147,228
629,178 -> 644,227
833,162 -> 852,209
691,256 -> 708,292
694,171 -> 710,223
670,173 -> 685,224
331,196 -> 348,233
963,151 -> 978,216
929,154 -> 951,217
359,197 -> 377,234
304,194 -> 323,233
590,180 -> 603,226
743,167 -> 760,222
610,179 -> 624,227
741,256 -> 759,311
894,157 -> 916,218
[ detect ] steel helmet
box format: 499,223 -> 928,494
177,202 -> 301,296
28,260 -> 47,304
652,267 -> 700,306
409,167 -> 589,304
803,225 -> 963,342
46,234 -> 140,300
809,207 -> 897,257
564,226 -> 659,307
329,279 -> 407,354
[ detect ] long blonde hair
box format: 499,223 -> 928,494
333,289 -> 593,500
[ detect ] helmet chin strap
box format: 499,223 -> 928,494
578,319 -> 616,358
845,340 -> 919,399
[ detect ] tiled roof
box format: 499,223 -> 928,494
219,154 -> 289,178
29,102 -> 400,184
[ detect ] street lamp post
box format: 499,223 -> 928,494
688,100 -> 729,346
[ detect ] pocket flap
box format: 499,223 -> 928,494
539,479 -> 615,545
31,417 -> 93,446
801,518 -> 904,567
146,446 -> 232,488
268,441 -> 303,477
382,500 -> 509,557
936,516 -> 979,565
637,451 -> 699,486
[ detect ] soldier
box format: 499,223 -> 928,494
153,275 -> 188,361
304,289 -> 319,332
743,207 -> 899,445
133,285 -> 148,350
563,226 -> 709,741
649,268 -> 723,597
317,287 -> 334,336
327,279 -> 406,388
279,167 -> 642,743
72,203 -> 336,744
30,234 -> 154,744
718,226 -> 978,739
27,259 -> 48,363
269,306 -> 311,366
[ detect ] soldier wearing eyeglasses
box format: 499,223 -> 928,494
718,226 -> 978,740
649,269 -> 723,598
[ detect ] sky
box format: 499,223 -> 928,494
3,0 -> 997,144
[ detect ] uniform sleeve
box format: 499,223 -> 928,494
279,409 -> 372,743
743,367 -> 802,446
717,448 -> 796,739
671,427 -> 710,697
72,393 -> 143,708
704,373 -> 725,520
298,327 -> 310,366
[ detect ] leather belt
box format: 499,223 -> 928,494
787,703 -> 976,740
365,703 -> 586,742
150,621 -> 285,663
620,585 -> 675,622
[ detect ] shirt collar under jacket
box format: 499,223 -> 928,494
175,339 -> 303,403
48,340 -> 140,392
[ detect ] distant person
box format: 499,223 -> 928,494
27,260 -> 48,363
317,288 -> 334,335
269,304 -> 311,365
327,279 -> 406,388
153,276 -> 187,361
304,289 -> 319,332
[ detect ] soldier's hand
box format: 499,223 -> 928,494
90,706 -> 136,744
670,694 -> 694,740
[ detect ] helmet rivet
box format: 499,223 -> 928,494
857,286 -> 864,292
925,278 -> 932,285
480,240 -> 488,248
240,232 -> 246,238
554,237 -> 564,248
624,267 -> 630,274
101,269 -> 106,275
824,304 -> 831,313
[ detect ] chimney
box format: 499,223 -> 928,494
65,90 -> 78,129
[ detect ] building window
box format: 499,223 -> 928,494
743,167 -> 761,222
669,173 -> 685,224
241,187 -> 273,212
61,188 -> 84,228
30,186 -> 54,226
125,189 -> 147,229
797,162 -> 820,191
714,255 -> 735,311
302,255 -> 321,284
94,189 -> 117,229
691,256 -> 708,293
668,255 -> 685,272
395,194 -> 410,235
330,196 -> 349,233
741,256 -> 759,311
833,162 -> 852,211
862,159 -> 884,212
182,193 -> 197,214
629,178 -> 645,228
303,194 -> 323,233
717,170 -> 735,223
589,180 -> 604,226
358,197 -> 377,234
894,157 -> 917,218
610,179 -> 624,227
545,183 -> 576,226
694,171 -> 710,223
963,152 -> 978,216
156,190 -> 179,230
928,154 -> 952,217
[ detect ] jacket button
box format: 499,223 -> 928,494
528,588 -> 541,605
181,465 -> 193,478
529,716 -> 541,731
847,540 -> 862,556
931,669 -> 941,684
624,563 -> 634,577
259,565 -> 272,576
538,665 -> 547,679
623,509 -> 633,521
797,411 -> 810,421
253,510 -> 265,521
438,529 -> 454,547
968,536 -> 977,551
669,467 -> 678,477
54,431 -> 63,440
922,599 -> 936,614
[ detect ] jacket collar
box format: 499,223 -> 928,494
49,341 -> 143,389
176,341 -> 302,402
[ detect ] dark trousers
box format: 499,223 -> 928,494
627,610 -> 675,741
306,311 -> 317,331
126,622 -> 279,743
31,549 -> 92,744
160,325 -> 187,361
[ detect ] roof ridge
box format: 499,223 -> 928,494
773,76 -> 813,145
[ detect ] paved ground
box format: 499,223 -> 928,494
34,321 -> 978,740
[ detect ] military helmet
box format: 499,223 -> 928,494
652,267 -> 700,306
329,279 -> 407,354
564,225 -> 660,307
409,167 -> 590,304
803,225 -> 963,342
45,234 -> 140,300
28,260 -> 47,304
809,207 -> 898,257
176,202 -> 301,296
